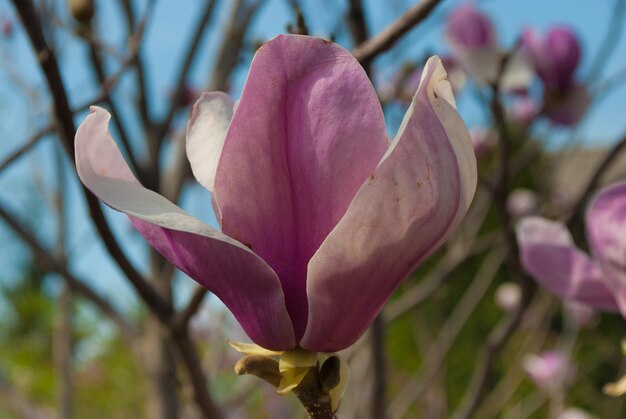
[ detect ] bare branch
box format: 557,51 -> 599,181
352,0 -> 443,65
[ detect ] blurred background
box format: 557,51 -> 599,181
1,0 -> 626,418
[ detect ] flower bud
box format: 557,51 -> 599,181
510,96 -> 538,127
522,26 -> 581,92
507,188 -> 538,218
446,4 -> 496,50
495,282 -> 521,312
470,128 -> 496,158
543,83 -> 590,126
68,0 -> 95,23
522,350 -> 574,390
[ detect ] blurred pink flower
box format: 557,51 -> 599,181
0,16 -> 12,38
507,188 -> 538,218
522,26 -> 581,93
522,350 -> 574,390
446,3 -> 496,50
542,83 -> 590,126
470,127 -> 496,158
445,3 -> 533,91
510,96 -> 539,127
75,35 -> 477,352
522,26 -> 589,126
516,181 -> 626,316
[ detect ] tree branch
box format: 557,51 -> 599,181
352,0 -> 443,65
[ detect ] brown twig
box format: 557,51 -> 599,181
565,132 -> 626,230
171,330 -> 223,418
352,0 -> 443,65
172,287 -> 209,332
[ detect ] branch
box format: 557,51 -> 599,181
352,0 -> 443,65
566,132 -> 626,229
10,0 -> 172,319
171,331 -> 223,418
172,287 -> 209,333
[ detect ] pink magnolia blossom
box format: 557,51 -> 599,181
446,3 -> 496,50
75,35 -> 476,352
522,27 -> 581,93
444,3 -> 533,90
522,26 -> 589,126
516,181 -> 626,316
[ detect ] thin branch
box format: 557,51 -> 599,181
173,287 -> 209,332
565,132 -> 626,229
171,331 -> 223,418
119,0 -> 152,130
10,0 -> 172,319
0,202 -> 137,346
0,124 -> 54,173
85,28 -> 140,177
352,0 -> 443,65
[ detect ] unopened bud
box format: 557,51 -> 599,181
68,0 -> 95,23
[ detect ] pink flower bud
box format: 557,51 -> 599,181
470,127 -> 496,158
510,96 -> 538,127
446,4 -> 496,50
507,188 -> 538,218
522,26 -> 581,92
522,350 -> 574,390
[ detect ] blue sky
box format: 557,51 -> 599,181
1,0 -> 625,314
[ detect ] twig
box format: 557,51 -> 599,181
0,124 -> 54,173
352,0 -> 443,65
171,331 -> 223,418
565,132 -> 626,229
172,287 -> 209,332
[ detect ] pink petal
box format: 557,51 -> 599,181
213,35 -> 388,339
586,181 -> 626,318
301,56 -> 477,352
517,216 -> 619,312
75,107 -> 295,350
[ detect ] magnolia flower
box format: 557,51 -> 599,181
522,350 -> 573,390
522,26 -> 589,126
517,181 -> 626,395
445,3 -> 532,90
522,27 -> 581,93
516,182 -> 626,316
75,35 -> 476,353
